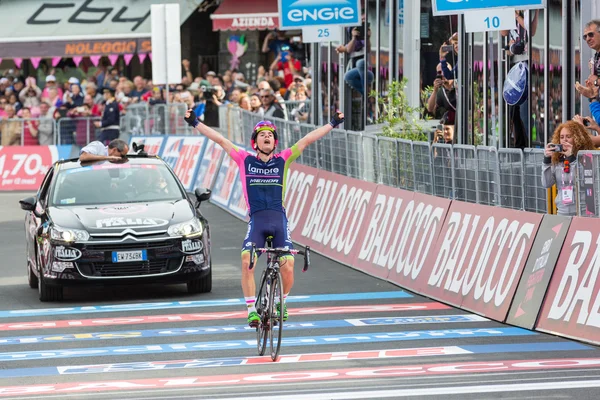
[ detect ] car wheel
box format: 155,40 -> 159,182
27,260 -> 38,289
37,251 -> 63,302
28,245 -> 39,289
187,265 -> 212,294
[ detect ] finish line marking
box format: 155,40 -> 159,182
1,357 -> 600,396
0,315 -> 488,346
0,291 -> 412,318
0,303 -> 449,332
0,342 -> 586,378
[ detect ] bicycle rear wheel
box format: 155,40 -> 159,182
255,270 -> 268,356
268,270 -> 284,361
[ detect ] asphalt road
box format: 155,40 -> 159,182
0,192 -> 599,399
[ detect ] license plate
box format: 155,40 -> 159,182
111,250 -> 147,263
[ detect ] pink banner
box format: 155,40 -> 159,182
416,201 -> 542,322
537,217 -> 600,345
123,53 -> 134,65
108,54 -> 119,65
287,167 -> 379,267
72,56 -> 83,67
90,55 -> 101,67
13,58 -> 22,68
138,53 -> 147,64
52,57 -> 62,67
30,57 -> 42,69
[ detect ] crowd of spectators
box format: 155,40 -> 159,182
0,49 -> 313,146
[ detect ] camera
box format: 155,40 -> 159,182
583,119 -> 591,127
354,22 -> 370,39
508,41 -> 525,55
553,144 -> 563,152
441,45 -> 454,53
132,142 -> 147,156
201,85 -> 217,99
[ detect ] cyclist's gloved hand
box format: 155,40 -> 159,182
184,109 -> 199,128
329,111 -> 345,128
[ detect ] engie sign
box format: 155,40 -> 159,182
278,0 -> 361,30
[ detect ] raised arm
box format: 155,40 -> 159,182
184,109 -> 234,154
296,112 -> 344,153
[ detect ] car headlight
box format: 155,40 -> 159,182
50,226 -> 90,243
168,218 -> 203,238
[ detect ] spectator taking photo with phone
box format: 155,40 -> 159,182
542,121 -> 596,216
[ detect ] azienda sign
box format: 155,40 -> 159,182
278,0 -> 361,30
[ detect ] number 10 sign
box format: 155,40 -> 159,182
464,8 -> 516,33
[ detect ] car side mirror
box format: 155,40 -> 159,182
195,188 -> 212,203
19,196 -> 36,212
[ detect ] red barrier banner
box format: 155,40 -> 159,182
0,146 -> 69,191
506,215 -> 571,330
161,136 -> 207,190
354,186 -> 450,283
211,151 -> 237,208
417,201 -> 542,321
292,169 -> 378,266
195,141 -> 224,191
537,217 -> 600,345
285,164 -> 320,237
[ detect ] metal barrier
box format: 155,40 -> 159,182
0,117 -> 57,146
453,145 -> 478,203
215,108 -> 554,214
476,146 -> 501,206
523,148 -> 547,213
120,103 -> 195,136
577,150 -> 600,218
56,117 -> 101,145
498,148 -> 525,211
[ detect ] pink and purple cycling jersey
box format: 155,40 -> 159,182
229,144 -> 301,216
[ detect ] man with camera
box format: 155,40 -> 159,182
427,63 -> 456,122
501,10 -> 538,149
337,12 -> 373,96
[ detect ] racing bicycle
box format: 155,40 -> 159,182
249,239 -> 310,361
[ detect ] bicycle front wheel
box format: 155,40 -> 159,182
268,270 -> 284,361
256,269 -> 268,356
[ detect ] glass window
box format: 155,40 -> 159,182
50,163 -> 184,207
530,9 -> 546,146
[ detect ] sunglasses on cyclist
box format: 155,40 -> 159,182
583,32 -> 597,40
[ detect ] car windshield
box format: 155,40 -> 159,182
50,162 -> 185,206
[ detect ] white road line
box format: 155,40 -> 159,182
202,379 -> 600,399
11,373 -> 600,400
0,276 -> 26,286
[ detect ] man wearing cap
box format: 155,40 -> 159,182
205,71 -> 217,86
93,88 -> 121,143
42,75 -> 63,100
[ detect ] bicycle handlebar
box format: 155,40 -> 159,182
248,243 -> 311,272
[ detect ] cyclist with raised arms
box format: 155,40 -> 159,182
184,108 -> 344,326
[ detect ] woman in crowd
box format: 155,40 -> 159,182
249,93 -> 263,115
21,107 -> 39,146
238,94 -> 251,111
542,120 -> 596,216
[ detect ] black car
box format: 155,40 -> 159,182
19,154 -> 212,302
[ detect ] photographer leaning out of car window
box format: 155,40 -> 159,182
79,138 -> 129,163
542,121 -> 596,216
